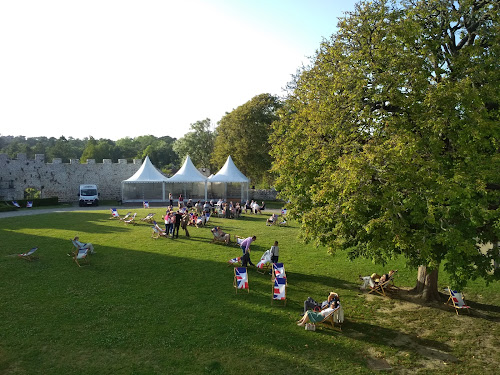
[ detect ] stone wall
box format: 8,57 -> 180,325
249,188 -> 279,201
0,153 -> 142,202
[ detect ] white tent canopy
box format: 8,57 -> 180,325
208,155 -> 249,201
164,155 -> 208,201
123,155 -> 169,183
121,156 -> 168,202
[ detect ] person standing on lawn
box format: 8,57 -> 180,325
240,235 -> 256,256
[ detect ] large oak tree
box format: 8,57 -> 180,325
270,0 -> 500,300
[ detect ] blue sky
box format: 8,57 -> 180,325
0,0 -> 359,140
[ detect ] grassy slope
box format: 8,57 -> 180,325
0,208 -> 498,374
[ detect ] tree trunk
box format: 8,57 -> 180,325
410,265 -> 441,301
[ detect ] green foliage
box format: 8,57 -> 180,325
270,0 -> 500,290
0,135 -> 179,169
24,187 -> 41,200
212,93 -> 282,186
173,118 -> 216,170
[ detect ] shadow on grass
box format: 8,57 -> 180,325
369,287 -> 500,322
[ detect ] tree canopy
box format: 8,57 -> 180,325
270,0 -> 500,296
173,118 -> 216,171
212,93 -> 282,186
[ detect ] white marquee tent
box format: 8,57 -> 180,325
164,155 -> 208,201
208,155 -> 249,202
121,156 -> 169,203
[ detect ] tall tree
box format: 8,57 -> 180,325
80,137 -> 98,163
173,118 -> 216,171
212,93 -> 282,185
270,0 -> 500,300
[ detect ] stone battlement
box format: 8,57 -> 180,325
0,153 -> 142,202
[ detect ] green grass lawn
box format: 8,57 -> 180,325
1,208 -> 499,374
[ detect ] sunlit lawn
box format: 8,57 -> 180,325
1,207 -> 499,374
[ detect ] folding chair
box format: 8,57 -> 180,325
18,247 -> 39,261
151,222 -> 167,239
272,277 -> 287,306
368,271 -> 397,297
123,213 -> 137,225
316,305 -> 344,331
119,212 -> 132,221
256,250 -> 272,274
216,206 -> 225,218
272,263 -> 287,285
278,209 -> 288,226
228,256 -> 241,266
110,208 -> 120,219
233,267 -> 249,293
73,248 -> 90,267
12,201 -> 21,208
26,201 -> 33,208
143,201 -> 150,208
368,279 -> 391,297
445,287 -> 471,315
141,213 -> 155,223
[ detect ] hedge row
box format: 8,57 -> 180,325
1,197 -> 59,211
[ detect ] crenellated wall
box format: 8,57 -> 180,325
0,153 -> 142,202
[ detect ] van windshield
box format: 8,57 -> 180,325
81,189 -> 97,196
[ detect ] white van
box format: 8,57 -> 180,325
78,184 -> 99,206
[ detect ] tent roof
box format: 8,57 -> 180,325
167,155 -> 207,183
209,155 -> 249,183
122,156 -> 169,183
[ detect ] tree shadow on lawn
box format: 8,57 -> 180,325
1,211 -> 134,235
2,225 -> 469,374
373,287 -> 500,322
330,319 -> 457,364
0,237 -> 378,374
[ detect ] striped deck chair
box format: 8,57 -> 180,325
73,248 -> 90,267
368,271 -> 397,297
272,263 -> 287,285
233,267 -> 249,293
256,249 -> 272,274
278,209 -> 288,226
317,304 -> 344,331
141,213 -> 155,223
445,287 -> 471,315
123,213 -> 137,225
143,201 -> 150,208
26,201 -> 33,208
228,256 -> 241,266
119,212 -> 132,221
12,201 -> 21,208
151,222 -> 167,239
110,208 -> 120,219
18,247 -> 39,261
272,277 -> 287,306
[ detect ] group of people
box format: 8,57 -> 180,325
244,200 -> 265,214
